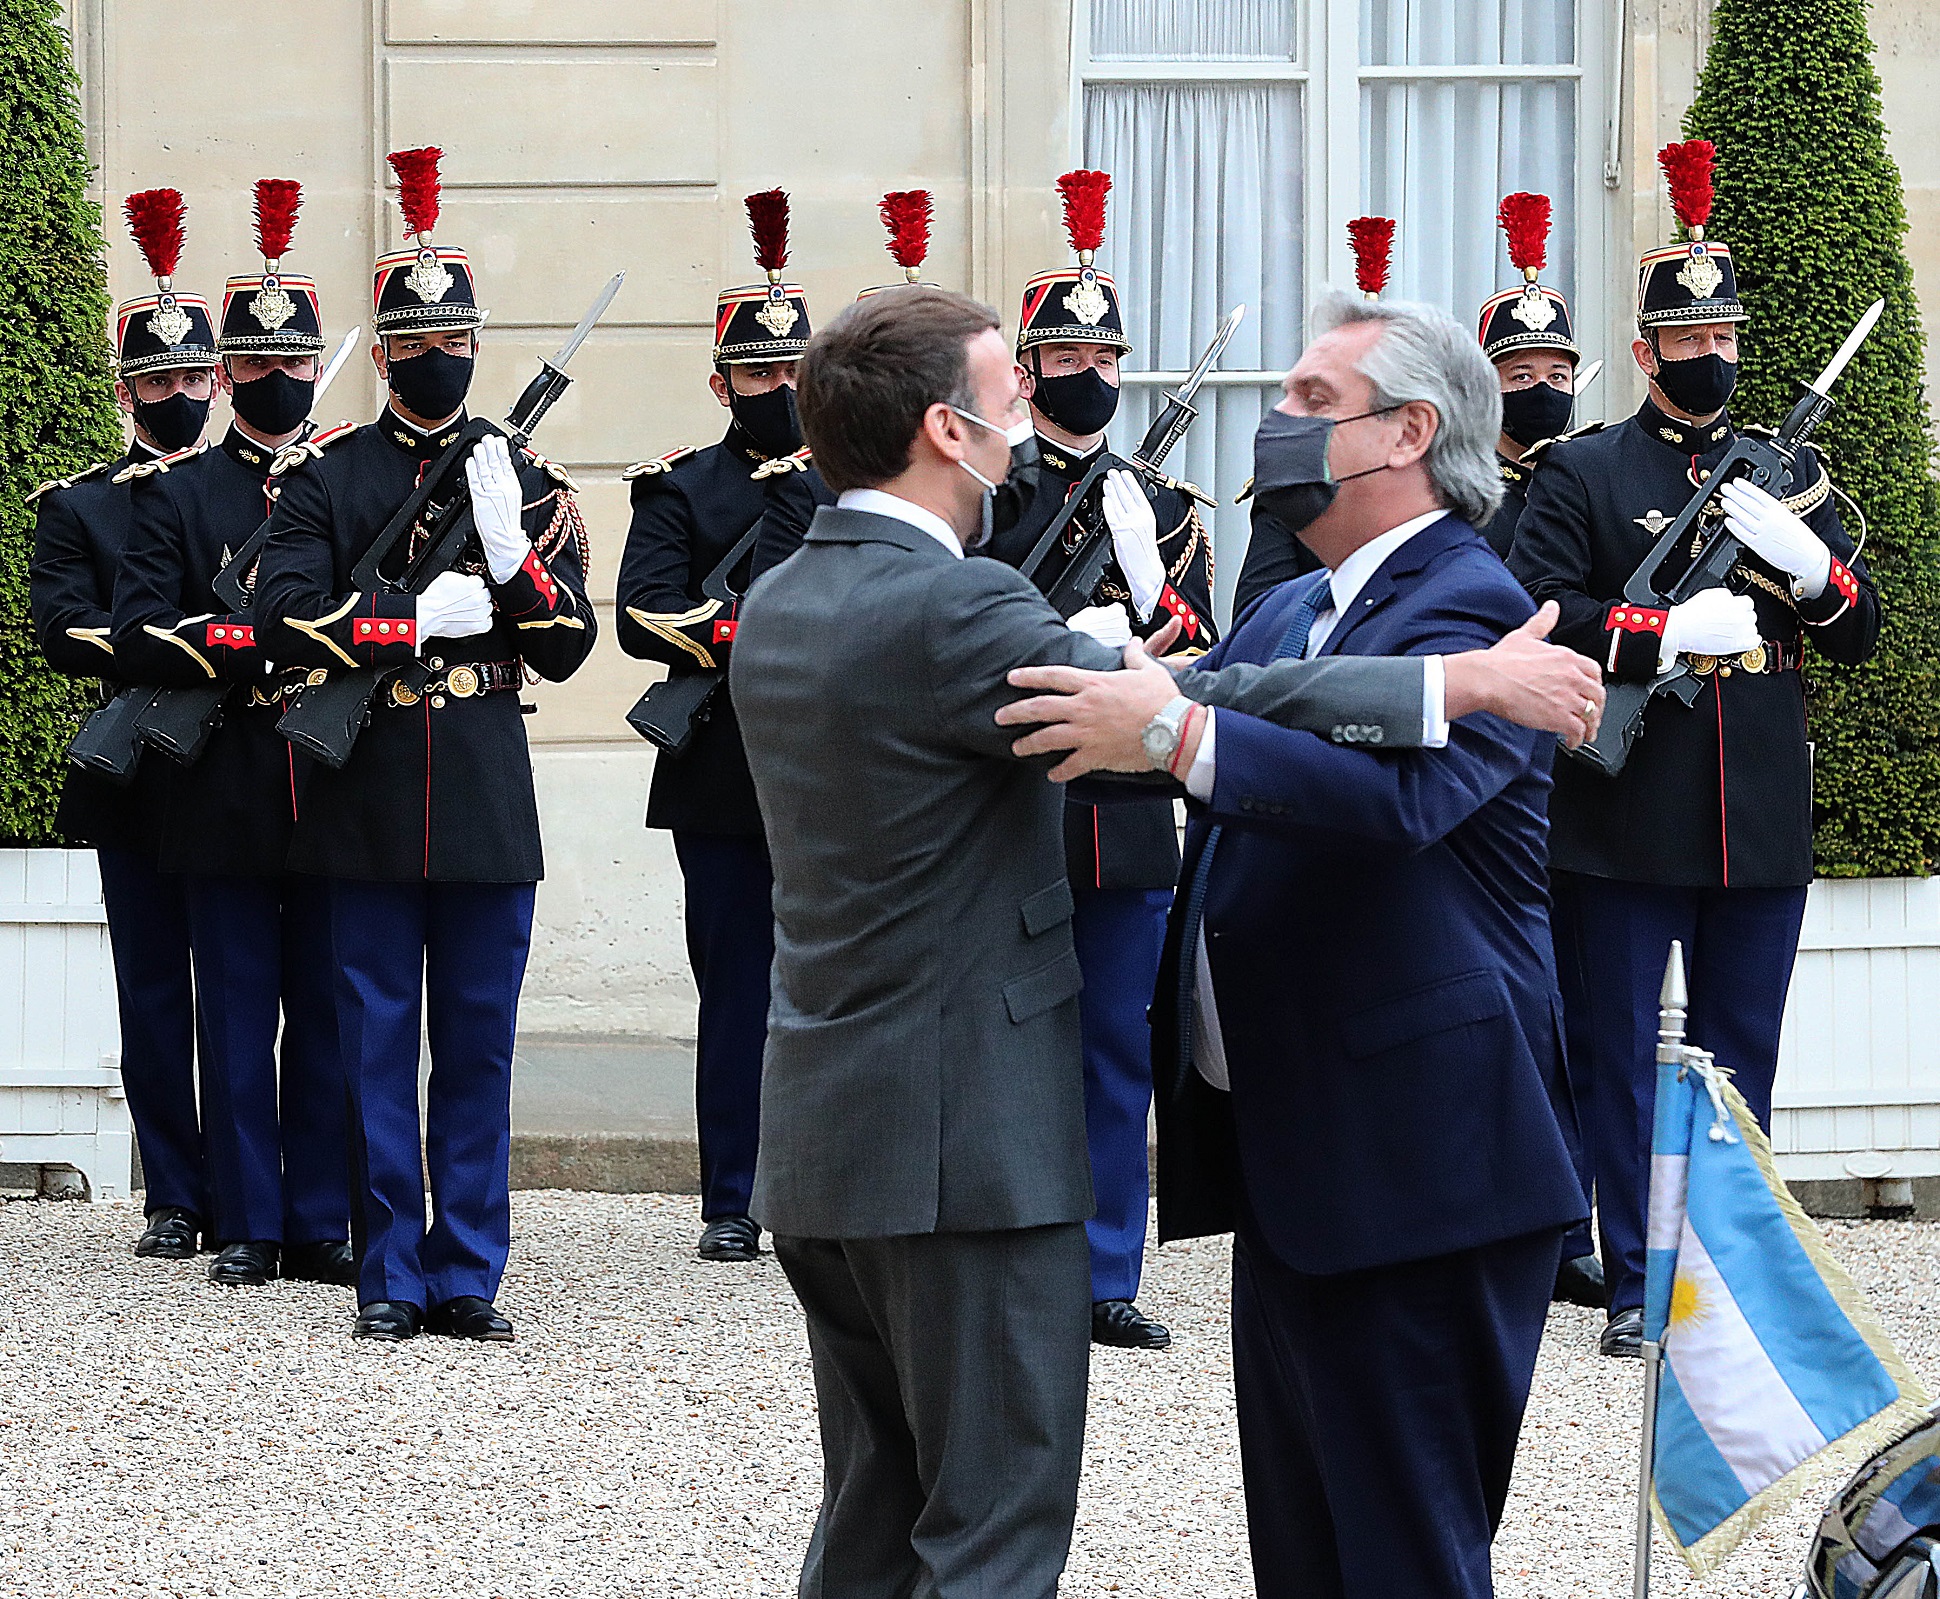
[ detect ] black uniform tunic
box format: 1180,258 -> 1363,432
115,426 -> 305,876
614,422 -> 782,839
1509,399 -> 1879,888
1478,452 -> 1532,559
984,436 -> 1217,890
253,409 -> 597,883
28,445 -> 178,853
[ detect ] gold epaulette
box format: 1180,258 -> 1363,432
752,447 -> 813,481
269,421 -> 357,478
622,445 -> 698,481
1522,420 -> 1608,466
520,446 -> 580,493
25,460 -> 114,503
111,443 -> 202,484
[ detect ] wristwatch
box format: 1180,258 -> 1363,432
1141,695 -> 1195,772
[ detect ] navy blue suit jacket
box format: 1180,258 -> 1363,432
1152,513 -> 1587,1275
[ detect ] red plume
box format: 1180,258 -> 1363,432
253,179 -> 302,262
880,190 -> 932,270
1057,170 -> 1111,255
746,189 -> 790,273
1497,192 -> 1551,276
387,147 -> 443,237
1658,141 -> 1715,232
1347,216 -> 1395,296
124,189 -> 186,281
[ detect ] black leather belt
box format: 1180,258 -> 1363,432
386,659 -> 522,709
1681,638 -> 1803,677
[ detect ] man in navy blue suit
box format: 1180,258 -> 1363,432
1000,291 -> 1594,1599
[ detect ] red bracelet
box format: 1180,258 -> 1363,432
1167,702 -> 1205,779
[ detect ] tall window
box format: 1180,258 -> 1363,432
1078,0 -> 1607,620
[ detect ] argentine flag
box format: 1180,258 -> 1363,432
1644,1050 -> 1929,1574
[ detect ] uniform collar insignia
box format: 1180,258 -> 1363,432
1036,433 -> 1103,481
1498,452 -> 1528,483
1638,398 -> 1732,455
725,422 -> 768,465
221,425 -> 273,473
382,404 -> 467,455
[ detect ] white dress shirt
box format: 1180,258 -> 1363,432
1186,508 -> 1453,1091
837,487 -> 964,559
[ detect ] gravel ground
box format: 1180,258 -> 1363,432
0,1195 -> 1933,1598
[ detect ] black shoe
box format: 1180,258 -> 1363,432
1553,1253 -> 1607,1309
1092,1299 -> 1173,1351
426,1296 -> 514,1342
352,1301 -> 423,1342
207,1241 -> 279,1286
697,1216 -> 761,1262
283,1240 -> 357,1287
134,1207 -> 201,1260
1600,1306 -> 1644,1359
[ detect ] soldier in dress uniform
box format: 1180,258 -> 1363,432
28,189 -> 215,1259
1476,193 -> 1585,561
614,191 -> 810,1263
254,147 -> 597,1342
114,180 -> 352,1288
1508,142 -> 1880,1356
984,169 -> 1217,1352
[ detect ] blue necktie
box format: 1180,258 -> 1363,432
1173,579 -> 1331,1074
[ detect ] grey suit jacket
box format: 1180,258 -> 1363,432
731,505 -> 1429,1239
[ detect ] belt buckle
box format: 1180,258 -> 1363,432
446,665 -> 481,699
1739,643 -> 1768,675
1686,654 -> 1718,676
305,668 -> 329,687
390,680 -> 421,708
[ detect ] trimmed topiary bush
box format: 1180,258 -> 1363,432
0,3 -> 122,845
1687,0 -> 1940,877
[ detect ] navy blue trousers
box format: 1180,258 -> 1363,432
1550,872 -> 1808,1314
185,875 -> 348,1246
97,849 -> 203,1218
672,832 -> 774,1222
1232,1212 -> 1560,1599
331,878 -> 534,1310
1071,884 -> 1170,1302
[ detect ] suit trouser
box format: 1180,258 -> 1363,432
671,831 -> 774,1221
330,878 -> 535,1310
96,848 -> 203,1218
1231,1211 -> 1561,1599
186,874 -> 349,1246
1550,871 -> 1807,1313
773,1223 -> 1091,1599
1071,884 -> 1170,1302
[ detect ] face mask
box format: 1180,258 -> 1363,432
132,389 -> 212,453
387,346 -> 474,420
728,380 -> 802,457
1250,406 -> 1394,535
1652,351 -> 1737,418
1499,382 -> 1575,449
1031,365 -> 1120,437
950,405 -> 1036,551
229,369 -> 315,436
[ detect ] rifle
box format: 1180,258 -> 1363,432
276,272 -> 624,768
624,522 -> 761,755
1019,304 -> 1244,619
134,327 -> 363,765
1569,298 -> 1882,777
68,685 -> 168,784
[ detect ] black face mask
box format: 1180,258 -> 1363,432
387,347 -> 475,420
132,390 -> 211,453
1499,382 -> 1575,449
728,381 -> 802,458
1250,407 -> 1393,535
1653,351 -> 1737,418
229,369 -> 314,436
1031,366 -> 1120,437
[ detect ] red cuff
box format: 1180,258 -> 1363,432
354,615 -> 416,647
1604,604 -> 1667,680
1157,585 -> 1200,642
497,548 -> 565,619
713,619 -> 737,644
204,623 -> 255,648
1800,558 -> 1859,626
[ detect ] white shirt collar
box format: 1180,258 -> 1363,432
836,488 -> 964,560
1321,508 -> 1449,617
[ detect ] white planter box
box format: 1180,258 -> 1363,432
1773,876 -> 1940,1183
0,847 -> 130,1200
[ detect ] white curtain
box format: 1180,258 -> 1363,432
1091,0 -> 1297,61
1083,68 -> 1303,621
1361,0 -> 1574,67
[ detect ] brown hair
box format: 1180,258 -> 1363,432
797,288 -> 1001,493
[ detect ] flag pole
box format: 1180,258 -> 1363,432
1635,940 -> 1689,1599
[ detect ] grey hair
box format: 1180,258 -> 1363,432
1309,289 -> 1504,527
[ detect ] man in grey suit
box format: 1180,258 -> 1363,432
729,287 -> 1604,1598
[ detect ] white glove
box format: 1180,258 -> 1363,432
415,571 -> 493,645
1720,478 -> 1831,599
466,433 -> 530,584
1067,602 -> 1133,648
1659,586 -> 1761,672
1102,468 -> 1165,621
